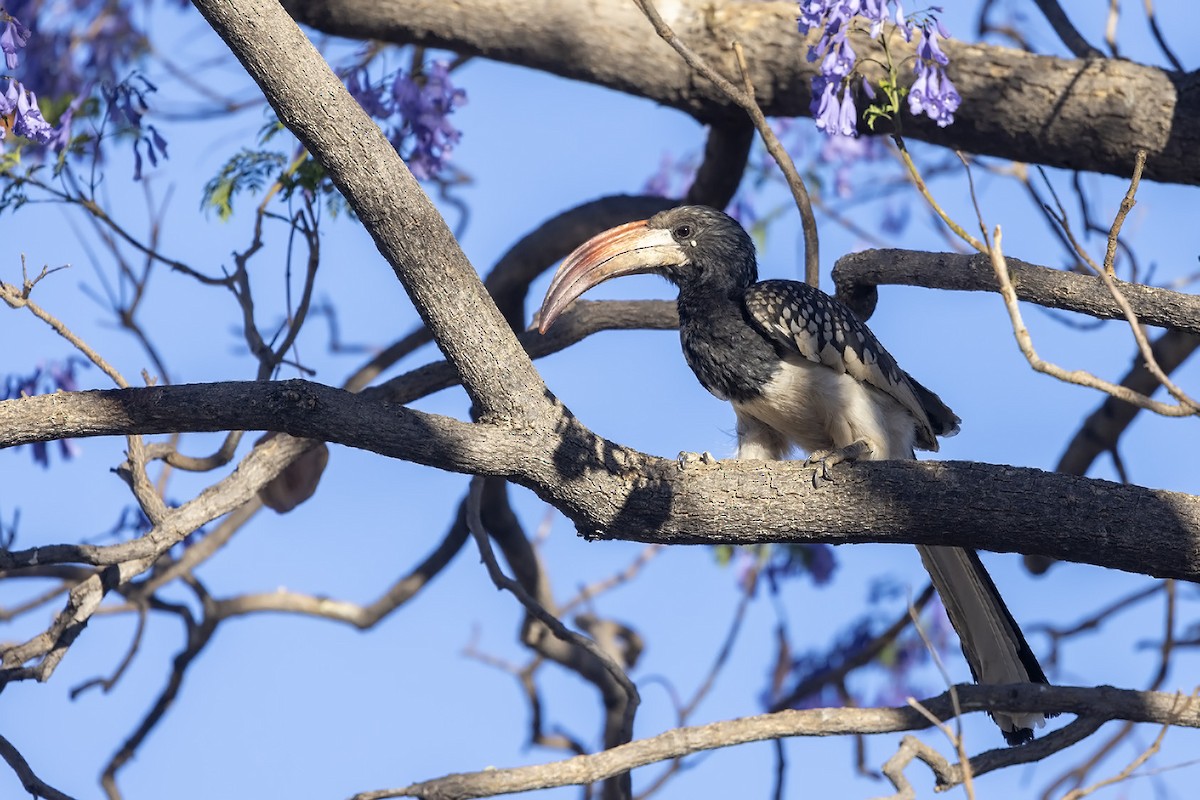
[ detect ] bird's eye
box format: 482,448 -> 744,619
673,224 -> 692,241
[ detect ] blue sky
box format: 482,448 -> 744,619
2,2 -> 1199,799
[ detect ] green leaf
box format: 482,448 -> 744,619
201,149 -> 288,221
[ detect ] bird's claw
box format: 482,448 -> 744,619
677,450 -> 717,470
803,451 -> 835,486
803,441 -> 872,486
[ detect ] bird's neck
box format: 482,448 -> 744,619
676,285 -> 778,403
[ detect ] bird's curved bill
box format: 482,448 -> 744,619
537,220 -> 682,333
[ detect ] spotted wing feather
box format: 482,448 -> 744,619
743,280 -> 959,450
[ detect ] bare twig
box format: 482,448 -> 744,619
632,0 -> 820,286
637,586 -> 755,798
1030,583 -> 1165,668
906,592 -> 975,799
0,733 -> 78,800
212,498 -> 470,628
1039,165 -> 1200,412
1104,0 -> 1121,57
1041,580 -> 1180,798
1143,0 -> 1185,71
1056,329 -> 1200,477
101,586 -> 218,800
0,580 -> 75,622
560,545 -> 662,617
1103,150 -> 1147,274
69,604 -> 148,698
351,683 -> 1200,800
464,477 -> 640,785
893,137 -> 987,254
987,227 -> 1196,417
0,274 -> 129,389
1032,0 -> 1104,58
1060,718 -> 1174,800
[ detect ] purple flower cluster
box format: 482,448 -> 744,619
763,543 -> 838,588
2,1 -> 169,167
1,12 -> 31,69
1,10 -> 56,146
346,60 -> 467,181
4,0 -> 148,99
799,1 -> 961,134
908,18 -> 959,127
103,76 -> 169,179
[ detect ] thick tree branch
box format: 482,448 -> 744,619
832,249 -> 1200,335
190,0 -> 547,422
351,684 -> 1200,800
3,382 -> 1200,582
282,0 -> 1200,185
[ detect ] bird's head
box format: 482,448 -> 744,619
537,205 -> 757,333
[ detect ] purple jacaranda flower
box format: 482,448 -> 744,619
13,85 -> 55,143
909,57 -> 960,127
391,60 -> 466,180
811,75 -> 845,134
917,17 -> 950,65
146,124 -> 167,159
44,92 -> 84,151
812,77 -> 858,137
799,2 -> 956,133
799,0 -> 911,40
0,14 -> 31,69
0,78 -> 18,124
797,0 -> 829,32
99,76 -> 168,178
907,19 -> 960,126
762,543 -> 839,589
345,68 -> 389,119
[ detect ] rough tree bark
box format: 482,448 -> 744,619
3,0 -> 1199,796
4,381 -> 1200,582
282,0 -> 1200,185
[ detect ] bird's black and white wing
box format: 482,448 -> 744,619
743,280 -> 959,450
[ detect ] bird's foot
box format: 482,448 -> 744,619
803,440 -> 873,486
677,450 -> 717,470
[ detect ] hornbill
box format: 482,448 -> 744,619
538,205 -> 1049,744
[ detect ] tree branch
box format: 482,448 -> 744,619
1057,328 -> 1200,476
1032,0 -> 1104,59
3,382 -> 1200,582
0,733 -> 77,800
350,684 -> 1200,800
832,249 -> 1200,335
281,0 -> 1200,185
190,0 -> 547,422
